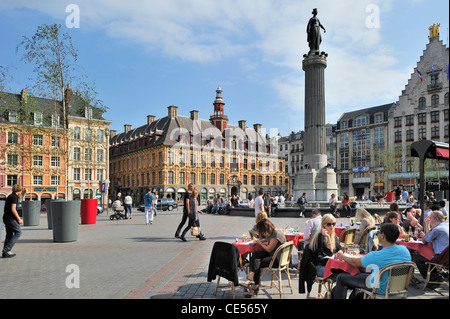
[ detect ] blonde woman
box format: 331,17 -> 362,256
354,208 -> 375,244
308,214 -> 343,278
249,211 -> 268,239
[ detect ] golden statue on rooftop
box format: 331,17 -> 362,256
429,23 -> 440,38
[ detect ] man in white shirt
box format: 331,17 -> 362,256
254,188 -> 264,217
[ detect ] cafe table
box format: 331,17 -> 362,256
323,254 -> 363,280
283,231 -> 304,247
232,240 -> 264,259
396,239 -> 435,261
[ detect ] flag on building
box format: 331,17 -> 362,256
431,64 -> 434,76
417,69 -> 423,82
445,64 -> 449,80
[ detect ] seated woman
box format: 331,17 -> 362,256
354,208 -> 375,244
241,219 -> 286,298
402,207 -> 423,234
308,214 -> 343,278
383,211 -> 405,238
340,193 -> 351,217
248,194 -> 255,209
405,192 -> 415,207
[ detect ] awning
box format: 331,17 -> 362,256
411,140 -> 449,161
436,147 -> 449,158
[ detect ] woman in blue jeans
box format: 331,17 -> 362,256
180,189 -> 206,241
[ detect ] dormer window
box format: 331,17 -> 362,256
354,115 -> 368,127
85,106 -> 93,120
52,114 -> 61,128
8,111 -> 18,123
34,112 -> 43,126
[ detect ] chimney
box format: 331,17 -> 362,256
190,110 -> 199,121
147,115 -> 156,125
124,124 -> 132,133
65,83 -> 73,107
238,120 -> 246,130
110,130 -> 117,138
253,123 -> 261,134
20,88 -> 28,104
168,105 -> 178,118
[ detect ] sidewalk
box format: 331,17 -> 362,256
0,207 -> 448,300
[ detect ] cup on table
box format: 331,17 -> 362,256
243,234 -> 248,242
353,245 -> 360,256
404,233 -> 410,242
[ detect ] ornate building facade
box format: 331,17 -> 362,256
0,86 -> 111,203
109,86 -> 286,204
388,26 -> 449,194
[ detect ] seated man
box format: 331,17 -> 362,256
413,210 -> 449,288
212,195 -> 225,215
332,223 -> 411,299
299,209 -> 322,250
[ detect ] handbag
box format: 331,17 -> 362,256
191,220 -> 201,236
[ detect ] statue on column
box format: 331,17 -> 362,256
307,8 -> 326,52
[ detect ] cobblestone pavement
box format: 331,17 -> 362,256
0,207 -> 448,302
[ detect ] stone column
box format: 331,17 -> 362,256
302,52 -> 328,170
294,51 -> 337,202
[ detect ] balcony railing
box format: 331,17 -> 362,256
427,82 -> 442,92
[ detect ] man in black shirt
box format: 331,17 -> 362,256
174,183 -> 194,238
3,184 -> 23,258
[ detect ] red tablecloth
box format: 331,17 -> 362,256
397,240 -> 435,261
323,257 -> 361,280
232,240 -> 264,258
284,232 -> 304,248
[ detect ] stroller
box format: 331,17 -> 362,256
110,200 -> 126,220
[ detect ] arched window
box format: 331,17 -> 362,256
431,94 -> 439,106
418,97 -> 426,108
444,92 -> 449,106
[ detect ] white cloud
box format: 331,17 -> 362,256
2,0 -> 426,130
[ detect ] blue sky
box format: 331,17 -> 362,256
0,0 -> 449,137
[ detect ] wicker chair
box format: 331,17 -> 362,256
339,226 -> 357,249
306,275 -> 334,299
359,261 -> 416,299
356,225 -> 377,253
207,242 -> 240,299
423,245 -> 449,291
374,213 -> 383,224
259,241 -> 294,298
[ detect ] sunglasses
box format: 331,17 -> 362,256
326,222 -> 336,227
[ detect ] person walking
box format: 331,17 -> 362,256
143,188 -> 155,225
153,190 -> 159,217
175,183 -> 194,238
180,189 -> 206,241
2,184 -> 23,258
124,193 -> 132,219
